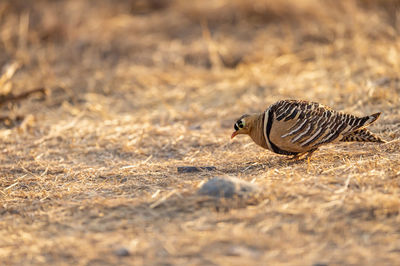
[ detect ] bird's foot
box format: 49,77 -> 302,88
288,155 -> 302,161
288,149 -> 318,163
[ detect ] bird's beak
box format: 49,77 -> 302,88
231,131 -> 238,139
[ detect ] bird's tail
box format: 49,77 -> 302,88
341,128 -> 386,143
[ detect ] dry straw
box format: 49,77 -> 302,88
0,0 -> 400,265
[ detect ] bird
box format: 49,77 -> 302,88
231,100 -> 386,160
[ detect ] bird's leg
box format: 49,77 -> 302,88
288,148 -> 318,162
305,148 -> 318,166
305,148 -> 318,160
288,152 -> 307,161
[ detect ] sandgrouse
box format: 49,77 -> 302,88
231,100 -> 385,160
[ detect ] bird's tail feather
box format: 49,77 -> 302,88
341,128 -> 386,143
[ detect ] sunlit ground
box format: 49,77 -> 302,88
1,0 -> 400,265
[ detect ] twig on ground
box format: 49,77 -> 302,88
0,87 -> 46,106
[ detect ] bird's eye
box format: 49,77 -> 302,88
238,121 -> 244,128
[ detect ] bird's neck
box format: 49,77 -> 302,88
249,113 -> 268,149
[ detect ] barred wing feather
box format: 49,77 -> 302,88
268,100 -> 381,150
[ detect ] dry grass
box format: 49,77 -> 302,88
1,0 -> 400,265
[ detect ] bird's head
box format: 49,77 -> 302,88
231,114 -> 252,139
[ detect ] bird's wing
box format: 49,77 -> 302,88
268,100 -> 379,149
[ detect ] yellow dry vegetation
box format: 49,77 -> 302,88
0,0 -> 400,265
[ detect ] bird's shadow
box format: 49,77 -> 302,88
230,156 -> 308,173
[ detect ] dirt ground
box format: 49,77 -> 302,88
1,0 -> 400,265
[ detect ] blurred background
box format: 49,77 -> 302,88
1,0 -> 399,124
